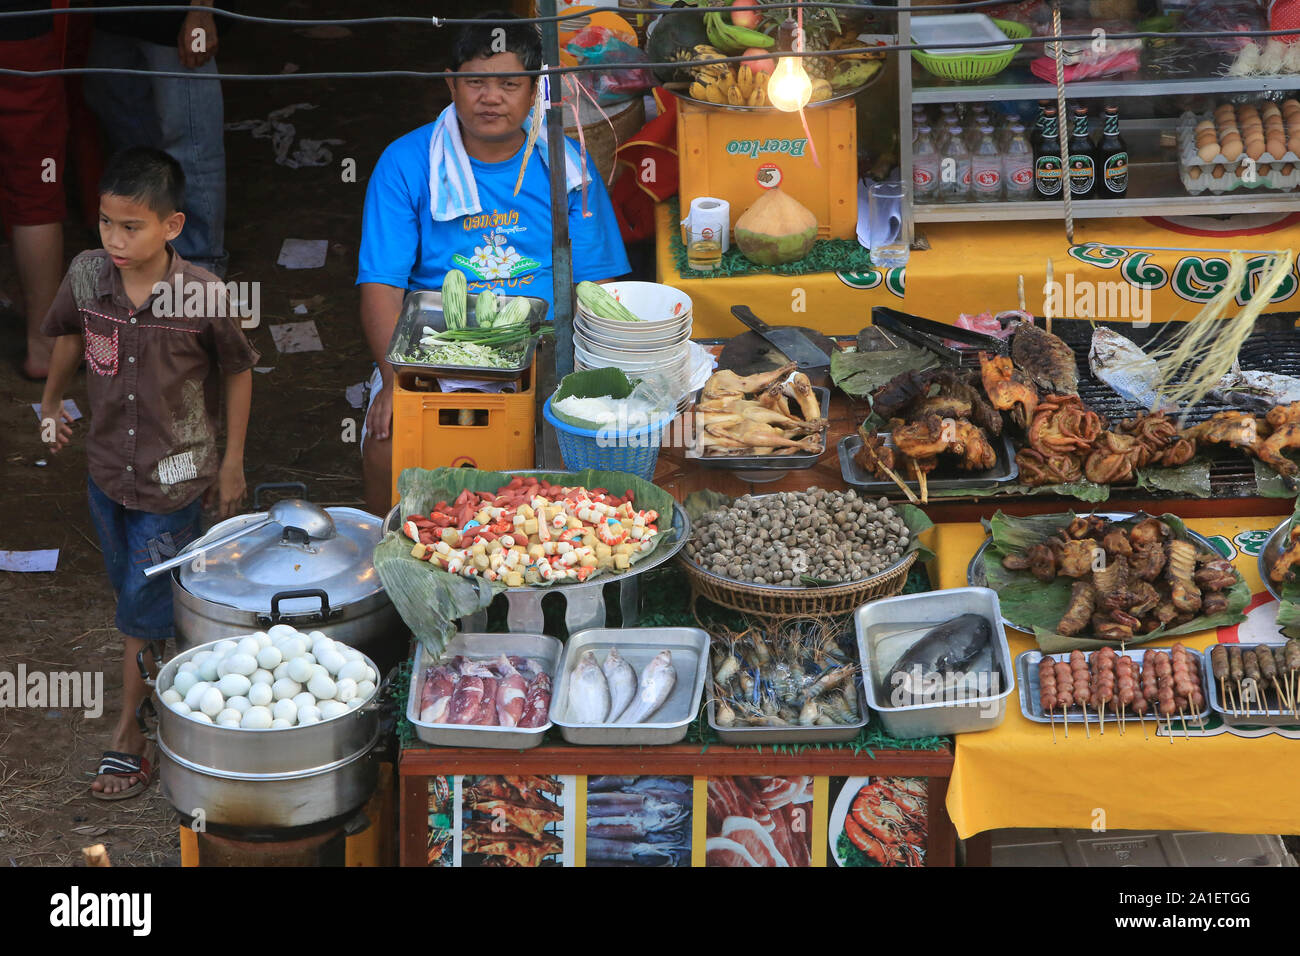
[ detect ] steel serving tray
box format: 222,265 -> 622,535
856,587 -> 1013,739
967,511 -> 1227,636
406,633 -> 562,748
549,627 -> 709,745
685,386 -> 832,471
706,661 -> 869,744
1260,515 -> 1293,603
839,430 -> 1019,494
386,289 -> 546,381
1016,647 -> 1211,726
1203,643 -> 1300,728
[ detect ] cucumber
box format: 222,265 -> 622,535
576,281 -> 641,323
494,296 -> 531,329
474,289 -> 498,329
441,269 -> 467,331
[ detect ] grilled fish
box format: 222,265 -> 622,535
1211,366 -> 1300,412
1011,321 -> 1078,395
1089,327 -> 1174,412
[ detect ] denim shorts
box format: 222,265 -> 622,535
87,476 -> 203,641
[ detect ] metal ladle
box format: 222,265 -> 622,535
142,499 -> 336,578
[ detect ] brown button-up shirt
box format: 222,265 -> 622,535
42,247 -> 260,513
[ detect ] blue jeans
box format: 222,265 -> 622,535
87,476 -> 203,641
84,29 -> 228,277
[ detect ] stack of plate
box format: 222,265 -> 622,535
574,281 -> 694,411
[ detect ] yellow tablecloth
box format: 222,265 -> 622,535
655,202 -> 1300,337
937,514 -> 1300,840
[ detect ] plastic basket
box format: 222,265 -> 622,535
542,395 -> 670,481
911,19 -> 1031,82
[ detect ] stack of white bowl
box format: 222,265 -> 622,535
574,281 -> 694,412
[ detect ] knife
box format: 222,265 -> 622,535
730,305 -> 831,372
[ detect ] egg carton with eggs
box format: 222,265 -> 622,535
1180,159 -> 1300,195
158,625 -> 380,729
1177,101 -> 1300,169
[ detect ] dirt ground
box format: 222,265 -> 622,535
0,0 -> 461,866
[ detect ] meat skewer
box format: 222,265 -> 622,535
1039,658 -> 1058,744
1115,654 -> 1135,736
1259,646 -> 1281,714
1287,640 -> 1300,716
1243,649 -> 1262,714
1072,654 -> 1092,739
1228,645 -> 1245,714
1271,646 -> 1295,714
1210,645 -> 1232,716
1130,692 -> 1150,740
1054,660 -> 1074,738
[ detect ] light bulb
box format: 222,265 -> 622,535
768,54 -> 812,113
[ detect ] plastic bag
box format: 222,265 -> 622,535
1185,0 -> 1266,53
565,25 -> 654,104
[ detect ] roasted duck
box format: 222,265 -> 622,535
695,366 -> 828,457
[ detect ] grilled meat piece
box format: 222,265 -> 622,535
1002,542 -> 1058,582
1067,515 -> 1108,540
1027,395 -> 1103,456
980,353 -> 1038,429
1256,422 -> 1300,488
1102,530 -> 1133,558
1128,517 -> 1169,550
1015,447 -> 1083,486
1182,411 -> 1264,452
1193,558 -> 1236,592
1084,431 -> 1143,484
1058,538 -> 1100,578
1269,523 -> 1300,583
1119,412 -> 1198,468
1010,322 -> 1078,395
1265,401 -> 1300,429
1058,580 -> 1097,636
1166,539 -> 1203,614
1129,543 -> 1167,582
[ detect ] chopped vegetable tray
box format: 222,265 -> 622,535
387,289 -> 546,381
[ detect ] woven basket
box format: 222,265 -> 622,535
679,550 -> 917,622
564,95 -> 646,186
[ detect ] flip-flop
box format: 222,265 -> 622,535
90,750 -> 152,801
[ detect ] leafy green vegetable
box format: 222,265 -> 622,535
414,340 -> 524,368
829,344 -> 939,401
836,830 -> 878,868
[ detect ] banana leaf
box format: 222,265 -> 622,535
1272,502 -> 1300,633
1136,459 -> 1211,498
376,466 -> 678,655
1254,458 -> 1299,499
829,344 -> 939,401
550,368 -> 636,431
981,510 -> 1248,652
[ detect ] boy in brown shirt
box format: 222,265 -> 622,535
39,147 -> 258,799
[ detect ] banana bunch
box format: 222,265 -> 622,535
703,9 -> 774,55
829,34 -> 886,61
683,43 -> 731,84
810,78 -> 832,103
830,58 -> 883,90
691,62 -> 770,107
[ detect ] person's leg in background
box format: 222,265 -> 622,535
0,30 -> 69,379
141,42 -> 227,277
82,28 -> 161,157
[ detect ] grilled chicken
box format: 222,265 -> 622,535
980,352 -> 1039,429
702,362 -> 797,400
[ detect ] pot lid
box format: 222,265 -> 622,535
177,507 -> 384,614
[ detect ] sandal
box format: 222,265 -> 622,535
91,750 -> 152,802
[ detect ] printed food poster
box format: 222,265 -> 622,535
704,776 -> 821,867
427,776 -> 454,866
584,775 -> 693,867
828,776 -> 928,867
426,775 -> 578,867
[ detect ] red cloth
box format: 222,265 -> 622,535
610,89 -> 679,243
0,24 -> 68,228
1272,0 -> 1300,43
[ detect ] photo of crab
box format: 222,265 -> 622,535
584,775 -> 693,867
828,776 -> 928,867
427,776 -> 454,867
458,774 -> 567,867
705,776 -> 814,867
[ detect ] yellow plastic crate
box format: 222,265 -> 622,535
676,96 -> 858,241
390,360 -> 537,504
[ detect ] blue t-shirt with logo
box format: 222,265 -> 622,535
357,123 -> 629,315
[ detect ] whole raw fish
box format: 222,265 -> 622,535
1211,366 -> 1300,412
616,650 -> 677,724
884,613 -> 992,697
1088,327 -> 1175,412
570,650 -> 611,723
602,647 -> 637,720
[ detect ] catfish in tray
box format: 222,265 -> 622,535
884,613 -> 996,706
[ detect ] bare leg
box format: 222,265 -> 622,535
90,634 -> 153,795
11,222 -> 63,378
362,433 -> 393,518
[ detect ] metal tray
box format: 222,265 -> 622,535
386,289 -> 547,381
855,587 -> 1013,739
1260,515 -> 1294,603
706,661 -> 869,744
839,430 -> 1019,494
685,386 -> 831,471
1203,643 -> 1300,728
549,627 -> 709,745
1016,648 -> 1212,726
406,633 -> 562,748
967,511 -> 1227,637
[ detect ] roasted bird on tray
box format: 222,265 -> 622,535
694,362 -> 829,457
997,514 -> 1241,642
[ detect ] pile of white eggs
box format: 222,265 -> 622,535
160,625 -> 378,729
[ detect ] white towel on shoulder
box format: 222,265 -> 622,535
427,102 -> 588,222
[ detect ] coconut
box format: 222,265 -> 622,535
733,187 -> 818,266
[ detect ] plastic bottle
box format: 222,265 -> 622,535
941,124 -> 971,203
913,125 -> 940,203
1003,124 -> 1035,201
972,125 -> 1003,202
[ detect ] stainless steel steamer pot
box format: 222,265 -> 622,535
170,490 -> 406,674
154,639 -> 382,829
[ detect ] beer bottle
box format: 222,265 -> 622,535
1031,100 -> 1050,150
1068,105 -> 1097,199
1097,105 -> 1129,198
1034,108 -> 1064,199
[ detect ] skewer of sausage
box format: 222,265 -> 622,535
1268,646 -> 1292,714
1072,654 -> 1092,739
1130,690 -> 1150,740
1286,640 -> 1300,716
1210,645 -> 1231,716
1093,649 -> 1116,732
1115,655 -> 1136,735
1243,649 -> 1263,713
1054,660 -> 1074,738
1228,645 -> 1245,714
1039,658 -> 1058,743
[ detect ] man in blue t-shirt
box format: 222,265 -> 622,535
356,13 -> 629,514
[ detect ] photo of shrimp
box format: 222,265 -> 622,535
705,776 -> 815,867
584,775 -> 693,867
427,776 -> 454,867
829,776 -> 928,867
458,774 -> 568,867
